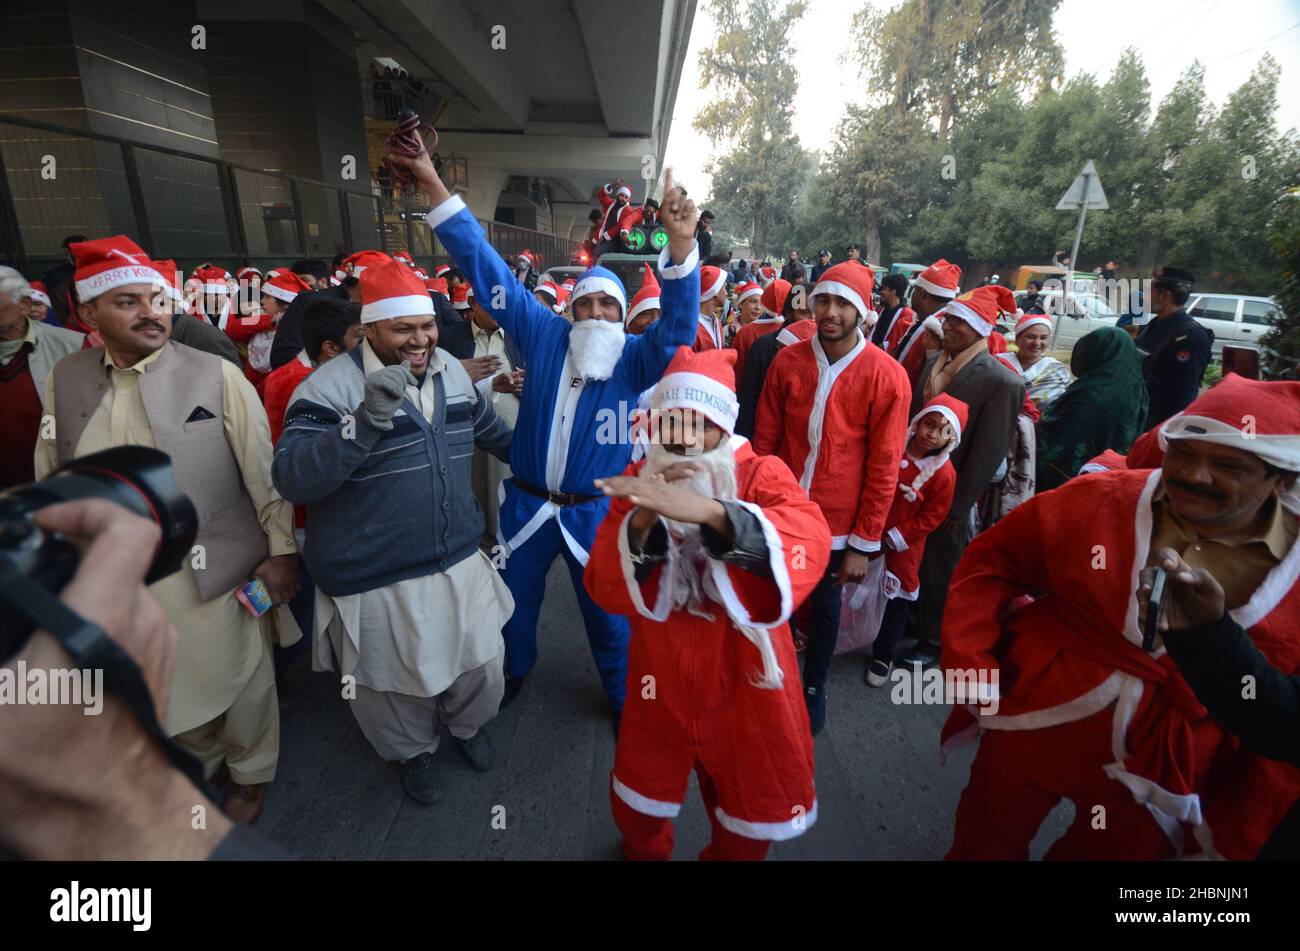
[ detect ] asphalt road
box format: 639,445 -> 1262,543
258,561 -> 1071,859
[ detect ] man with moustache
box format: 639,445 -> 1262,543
37,236 -> 298,823
386,143 -> 700,721
273,258 -> 514,804
942,375 -> 1300,860
586,346 -> 831,860
753,262 -> 911,734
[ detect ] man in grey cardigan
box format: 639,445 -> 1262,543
903,285 -> 1025,668
273,258 -> 514,806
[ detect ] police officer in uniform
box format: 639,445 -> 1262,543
1135,266 -> 1212,430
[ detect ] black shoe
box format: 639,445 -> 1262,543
805,686 -> 827,737
500,674 -> 525,708
400,752 -> 443,805
900,644 -> 941,670
452,730 -> 494,773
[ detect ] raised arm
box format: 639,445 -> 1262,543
619,170 -> 704,391
388,144 -> 557,356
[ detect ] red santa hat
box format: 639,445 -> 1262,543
626,264 -> 661,325
758,265 -> 777,285
342,250 -> 392,280
192,263 -> 234,295
451,282 -> 472,311
900,393 -> 970,503
1158,374 -> 1300,510
535,279 -> 560,303
71,236 -> 163,301
359,258 -> 436,324
392,251 -> 415,267
19,280 -> 51,308
734,280 -> 762,304
434,264 -> 452,279
940,284 -> 1016,338
236,266 -> 261,283
1014,312 -> 1052,336
516,249 -> 536,268
552,283 -> 571,312
426,275 -> 449,298
914,258 -> 962,299
649,345 -> 740,435
149,260 -> 184,305
810,261 -> 875,323
760,279 -> 792,318
263,270 -> 312,304
700,265 -> 727,303
614,184 -> 632,199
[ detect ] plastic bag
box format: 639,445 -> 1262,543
834,554 -> 891,655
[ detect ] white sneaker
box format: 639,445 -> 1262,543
866,659 -> 892,688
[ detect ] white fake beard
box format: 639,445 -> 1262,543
568,317 -> 626,381
643,438 -> 738,539
641,437 -> 783,690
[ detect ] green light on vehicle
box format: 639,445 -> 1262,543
625,230 -> 646,251
650,228 -> 668,250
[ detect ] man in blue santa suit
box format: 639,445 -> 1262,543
388,144 -> 701,719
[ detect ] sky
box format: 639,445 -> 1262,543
662,0 -> 1300,197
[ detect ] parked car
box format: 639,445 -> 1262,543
1184,293 -> 1278,357
1012,290 -> 1119,352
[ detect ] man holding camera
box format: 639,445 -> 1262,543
36,236 -> 298,824
940,375 -> 1300,861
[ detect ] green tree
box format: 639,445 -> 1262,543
853,0 -> 1064,134
1260,191 -> 1300,380
695,0 -> 813,257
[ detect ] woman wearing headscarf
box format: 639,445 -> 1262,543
1035,326 -> 1148,492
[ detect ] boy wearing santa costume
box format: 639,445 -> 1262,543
942,374 -> 1300,860
694,265 -> 728,351
871,273 -> 916,356
895,259 -> 961,383
625,264 -> 661,336
586,346 -> 831,860
227,270 -> 313,394
753,261 -> 911,734
865,394 -> 965,686
732,278 -> 790,382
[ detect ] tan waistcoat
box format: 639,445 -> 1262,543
51,342 -> 268,601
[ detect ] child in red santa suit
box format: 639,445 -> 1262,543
865,393 -> 967,686
586,346 -> 832,860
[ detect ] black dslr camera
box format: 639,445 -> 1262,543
0,446 -> 197,659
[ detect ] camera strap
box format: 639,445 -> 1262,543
0,561 -> 215,801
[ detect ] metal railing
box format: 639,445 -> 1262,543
0,114 -> 578,279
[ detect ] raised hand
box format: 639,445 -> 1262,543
659,167 -> 699,266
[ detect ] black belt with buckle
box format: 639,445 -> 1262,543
514,478 -> 600,507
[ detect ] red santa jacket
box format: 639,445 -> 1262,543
584,437 -> 831,836
883,454 -> 955,596
875,305 -> 916,355
693,313 -> 723,352
732,317 -> 782,380
753,332 -> 910,552
941,468 -> 1300,860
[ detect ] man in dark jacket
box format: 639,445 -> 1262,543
269,284 -> 352,369
1134,266 -> 1212,430
810,249 -> 832,282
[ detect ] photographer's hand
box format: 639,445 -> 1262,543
0,499 -> 233,859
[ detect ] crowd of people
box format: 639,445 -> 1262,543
1,131 -> 1297,863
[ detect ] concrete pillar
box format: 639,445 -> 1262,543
463,167 -> 508,223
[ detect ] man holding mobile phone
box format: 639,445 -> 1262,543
938,374 -> 1300,861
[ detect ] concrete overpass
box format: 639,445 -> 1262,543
318,0 -> 696,237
